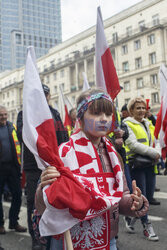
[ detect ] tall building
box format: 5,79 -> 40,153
0,0 -> 62,72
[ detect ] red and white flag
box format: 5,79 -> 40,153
154,64 -> 167,159
59,85 -> 73,130
96,6 -> 120,100
23,46 -> 92,234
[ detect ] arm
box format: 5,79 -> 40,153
35,166 -> 60,215
119,174 -> 149,217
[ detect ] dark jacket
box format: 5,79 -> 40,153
0,121 -> 21,174
17,108 -> 69,171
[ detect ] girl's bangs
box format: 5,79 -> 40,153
88,98 -> 113,115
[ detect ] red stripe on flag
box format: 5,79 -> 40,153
36,119 -> 92,220
101,48 -> 120,100
154,102 -> 162,138
162,109 -> 167,146
64,105 -> 72,128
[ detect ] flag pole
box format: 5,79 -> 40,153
64,230 -> 73,250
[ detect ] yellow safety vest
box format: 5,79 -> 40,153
12,124 -> 21,165
124,120 -> 155,160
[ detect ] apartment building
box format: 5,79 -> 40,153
0,0 -> 166,123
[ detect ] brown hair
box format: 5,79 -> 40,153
127,97 -> 146,116
77,88 -> 113,120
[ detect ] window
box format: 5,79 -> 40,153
60,69 -> 64,77
46,75 -> 50,83
125,98 -> 130,104
135,57 -> 142,69
137,78 -> 144,89
134,40 -> 141,50
113,32 -> 118,43
150,74 -> 158,85
152,92 -> 159,104
54,86 -> 57,93
124,81 -> 130,92
149,52 -> 156,64
122,62 -> 129,72
148,34 -> 155,45
16,33 -> 21,45
139,20 -> 145,31
126,26 -> 132,36
52,72 -> 56,80
3,93 -> 5,99
122,45 -> 128,55
152,14 -> 159,26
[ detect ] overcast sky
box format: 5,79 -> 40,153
61,0 -> 142,41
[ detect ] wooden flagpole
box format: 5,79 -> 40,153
64,230 -> 73,250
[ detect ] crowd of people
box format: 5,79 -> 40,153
0,84 -> 165,250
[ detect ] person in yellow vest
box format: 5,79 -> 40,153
0,105 -> 27,234
124,97 -> 160,241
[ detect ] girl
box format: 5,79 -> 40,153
36,89 -> 149,250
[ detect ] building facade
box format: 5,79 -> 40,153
0,0 -> 167,123
0,0 -> 62,72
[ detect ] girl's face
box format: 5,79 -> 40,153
83,109 -> 112,139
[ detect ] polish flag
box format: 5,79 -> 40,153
96,6 -> 120,100
23,46 -> 92,234
59,85 -> 73,130
154,64 -> 167,159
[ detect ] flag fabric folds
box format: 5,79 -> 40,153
23,46 -> 92,230
154,64 -> 167,159
96,6 -> 120,100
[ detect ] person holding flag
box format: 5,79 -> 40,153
36,88 -> 149,250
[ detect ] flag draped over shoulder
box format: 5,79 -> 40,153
96,6 -> 120,100
23,46 -> 92,229
154,64 -> 167,159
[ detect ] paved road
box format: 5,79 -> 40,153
0,175 -> 167,250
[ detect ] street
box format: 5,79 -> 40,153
0,175 -> 167,250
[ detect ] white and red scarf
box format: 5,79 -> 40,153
40,130 -> 123,249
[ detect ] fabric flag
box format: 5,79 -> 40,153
96,6 -> 120,100
23,46 -> 92,233
154,64 -> 167,159
82,72 -> 90,91
59,85 -> 73,128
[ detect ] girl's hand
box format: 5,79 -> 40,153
130,180 -> 143,211
41,166 -> 60,188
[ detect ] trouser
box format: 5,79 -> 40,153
25,170 -> 41,239
131,166 -> 155,223
0,166 -> 22,227
124,163 -> 132,193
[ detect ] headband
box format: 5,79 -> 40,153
77,92 -> 113,120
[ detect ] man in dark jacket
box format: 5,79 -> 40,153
17,84 -> 68,250
0,106 -> 27,234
